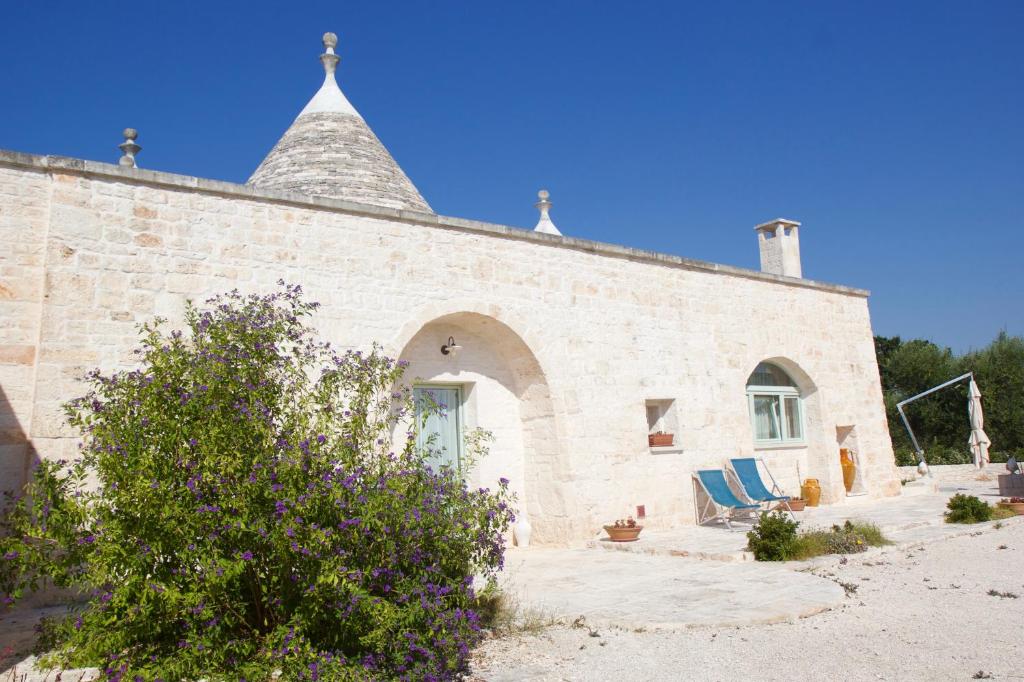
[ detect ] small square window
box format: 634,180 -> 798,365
645,399 -> 679,449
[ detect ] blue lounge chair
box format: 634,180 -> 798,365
693,469 -> 761,530
729,457 -> 796,520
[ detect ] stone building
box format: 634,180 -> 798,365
0,34 -> 900,545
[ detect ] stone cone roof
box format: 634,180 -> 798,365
248,34 -> 432,213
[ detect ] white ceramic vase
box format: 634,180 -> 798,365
513,513 -> 533,548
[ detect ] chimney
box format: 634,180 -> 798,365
755,218 -> 802,278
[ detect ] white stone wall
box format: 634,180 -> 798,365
0,153 -> 901,544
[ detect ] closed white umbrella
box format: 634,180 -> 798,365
967,378 -> 991,468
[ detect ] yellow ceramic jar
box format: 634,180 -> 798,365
840,448 -> 857,493
801,478 -> 822,507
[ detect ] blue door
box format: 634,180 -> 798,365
413,386 -> 463,470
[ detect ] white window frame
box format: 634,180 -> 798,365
746,383 -> 805,447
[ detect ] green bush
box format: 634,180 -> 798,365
0,284 -> 514,681
790,521 -> 890,560
750,517 -> 891,562
746,511 -> 799,561
945,494 -> 993,524
894,445 -> 1021,467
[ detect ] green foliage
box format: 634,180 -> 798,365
746,511 -> 800,561
790,520 -> 891,560
850,521 -> 890,547
963,333 -> 1024,455
749,516 -> 891,561
991,506 -> 1016,521
0,284 -> 514,681
945,494 -> 993,524
876,333 -> 1024,464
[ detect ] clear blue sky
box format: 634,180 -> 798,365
2,1 -> 1020,352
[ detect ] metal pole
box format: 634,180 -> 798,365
894,372 -> 973,469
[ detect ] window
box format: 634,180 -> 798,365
413,386 -> 463,470
645,399 -> 676,435
746,363 -> 804,445
645,398 -> 680,450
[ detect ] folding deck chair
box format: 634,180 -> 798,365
692,469 -> 761,531
728,457 -> 796,521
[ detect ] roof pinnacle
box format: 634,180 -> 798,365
293,31 -> 360,119
533,189 -> 562,235
118,128 -> 141,168
320,32 -> 340,76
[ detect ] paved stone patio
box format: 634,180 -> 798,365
499,548 -> 844,631
587,466 -> 1001,561
497,466 -> 1017,631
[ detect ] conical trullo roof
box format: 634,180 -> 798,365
248,33 -> 432,213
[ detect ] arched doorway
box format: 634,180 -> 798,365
395,312 -> 572,545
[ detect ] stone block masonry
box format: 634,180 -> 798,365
0,150 -> 900,544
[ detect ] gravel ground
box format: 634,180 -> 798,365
469,521 -> 1024,681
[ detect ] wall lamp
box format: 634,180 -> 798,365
440,336 -> 463,356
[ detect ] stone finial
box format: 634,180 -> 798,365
533,189 -> 562,236
118,128 -> 141,168
320,32 -> 340,75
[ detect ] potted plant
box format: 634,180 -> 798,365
784,497 -> 806,512
997,497 -> 1024,515
603,516 -> 643,542
648,431 -> 674,447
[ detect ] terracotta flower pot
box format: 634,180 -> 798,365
603,525 -> 643,542
648,433 -> 674,447
786,498 -> 806,512
997,501 -> 1024,515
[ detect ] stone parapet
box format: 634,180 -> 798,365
0,149 -> 869,299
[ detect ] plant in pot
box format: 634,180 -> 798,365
997,497 -> 1024,515
603,516 -> 643,542
784,497 -> 806,512
648,431 -> 674,447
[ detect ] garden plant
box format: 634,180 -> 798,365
944,494 -> 994,524
747,512 -> 890,561
0,283 -> 514,681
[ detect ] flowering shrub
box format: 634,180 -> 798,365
0,283 -> 514,681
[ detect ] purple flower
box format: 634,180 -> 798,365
240,551 -> 254,561
498,477 -> 510,487
2,551 -> 18,560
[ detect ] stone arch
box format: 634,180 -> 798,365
394,308 -> 574,545
748,356 -> 818,394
